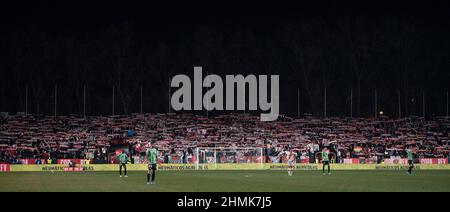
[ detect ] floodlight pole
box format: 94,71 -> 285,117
297,88 -> 300,118
83,85 -> 86,118
350,88 -> 353,118
112,86 -> 115,116
324,87 -> 327,118
25,86 -> 28,116
422,91 -> 425,119
36,92 -> 39,117
54,85 -> 57,118
374,90 -> 378,118
140,85 -> 143,114
168,79 -> 171,114
446,91 -> 448,117
398,90 -> 401,119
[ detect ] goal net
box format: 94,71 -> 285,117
195,147 -> 264,170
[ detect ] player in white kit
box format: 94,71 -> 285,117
284,149 -> 297,176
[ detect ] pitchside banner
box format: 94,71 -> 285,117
344,158 -> 448,164
10,159 -> 92,165
343,159 -> 360,164
383,158 -> 409,165
0,164 -> 10,172
57,159 -> 91,165
7,163 -> 450,172
15,159 -> 47,164
419,158 -> 448,164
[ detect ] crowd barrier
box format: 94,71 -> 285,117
2,163 -> 450,172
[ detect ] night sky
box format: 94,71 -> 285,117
0,1 -> 449,118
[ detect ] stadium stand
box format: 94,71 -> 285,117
0,114 -> 449,164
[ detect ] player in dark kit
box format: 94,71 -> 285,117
146,144 -> 158,185
406,148 -> 414,175
117,151 -> 130,177
321,148 -> 331,175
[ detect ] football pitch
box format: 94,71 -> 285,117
1,170 -> 450,192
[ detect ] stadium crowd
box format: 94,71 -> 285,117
0,113 -> 449,164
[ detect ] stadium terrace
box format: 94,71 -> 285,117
0,113 -> 449,165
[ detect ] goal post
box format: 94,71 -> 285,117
195,147 -> 264,170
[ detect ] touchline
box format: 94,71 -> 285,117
170,66 -> 279,121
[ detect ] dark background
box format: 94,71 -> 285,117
0,1 -> 449,118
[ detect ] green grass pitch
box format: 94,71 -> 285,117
1,170 -> 450,192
